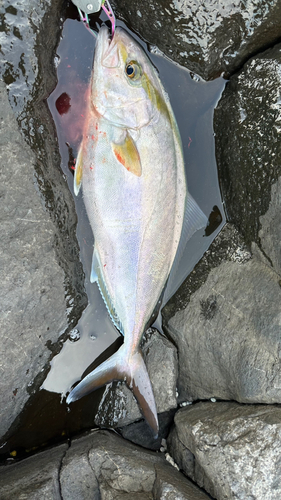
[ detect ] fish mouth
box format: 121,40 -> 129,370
95,25 -> 112,65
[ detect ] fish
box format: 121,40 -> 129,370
66,26 -> 207,435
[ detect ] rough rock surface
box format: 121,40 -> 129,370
0,80 -> 68,440
94,330 -> 178,435
113,0 -> 281,80
164,223 -> 281,404
259,177 -> 281,276
0,0 -> 86,444
168,402 -> 281,500
0,443 -> 68,499
166,244 -> 281,403
0,0 -> 86,324
214,42 -> 281,276
0,430 -> 211,500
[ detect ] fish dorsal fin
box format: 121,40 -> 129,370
163,193 -> 208,304
74,143 -> 83,196
112,130 -> 142,177
91,249 -> 124,336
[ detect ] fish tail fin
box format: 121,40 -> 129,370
66,345 -> 159,437
129,349 -> 159,437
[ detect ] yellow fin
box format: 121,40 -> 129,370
74,144 -> 83,195
112,131 -> 142,177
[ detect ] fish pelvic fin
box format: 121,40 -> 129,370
66,344 -> 159,437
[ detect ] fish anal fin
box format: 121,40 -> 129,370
180,193 -> 208,247
91,249 -> 124,336
74,143 -> 83,195
164,194 -> 208,303
112,131 -> 142,177
66,345 -> 159,437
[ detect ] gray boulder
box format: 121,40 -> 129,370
164,223 -> 281,404
62,430 -> 211,499
0,443 -> 68,499
166,247 -> 281,403
259,176 -> 281,276
0,80 -> 68,440
168,402 -> 281,500
0,430 -> 211,499
0,0 -> 86,443
214,41 -> 281,275
113,0 -> 281,80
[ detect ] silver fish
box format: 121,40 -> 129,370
66,26 -> 207,435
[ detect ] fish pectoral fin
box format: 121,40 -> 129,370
112,130 -> 142,177
66,345 -> 159,437
74,143 -> 83,195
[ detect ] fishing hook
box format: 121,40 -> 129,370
101,0 -> 116,37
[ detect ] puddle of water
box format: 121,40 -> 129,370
43,13 -> 226,397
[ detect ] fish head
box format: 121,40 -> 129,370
91,26 -> 165,129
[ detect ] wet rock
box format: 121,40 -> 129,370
167,425 -> 195,479
0,0 -> 87,445
214,42 -> 281,276
0,430 -> 211,499
0,80 -> 68,440
119,409 -> 176,450
113,0 -> 281,80
60,434 -> 100,500
0,0 -> 86,323
62,430 -> 210,499
168,402 -> 281,500
259,177 -> 281,276
163,223 -> 281,404
94,329 -> 178,443
0,443 -> 68,499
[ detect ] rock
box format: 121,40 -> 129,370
76,431 -> 210,499
0,80 -> 68,440
113,0 -> 281,80
259,177 -> 281,276
119,409 -> 176,450
60,434 -> 100,500
163,223 -> 281,404
0,443 -> 68,499
94,329 -> 178,442
152,459 -> 208,500
214,42 -> 281,276
168,402 -> 281,500
0,430 -> 211,499
0,0 -> 86,443
0,0 -> 86,325
167,426 -> 195,480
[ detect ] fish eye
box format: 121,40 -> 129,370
125,61 -> 142,81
